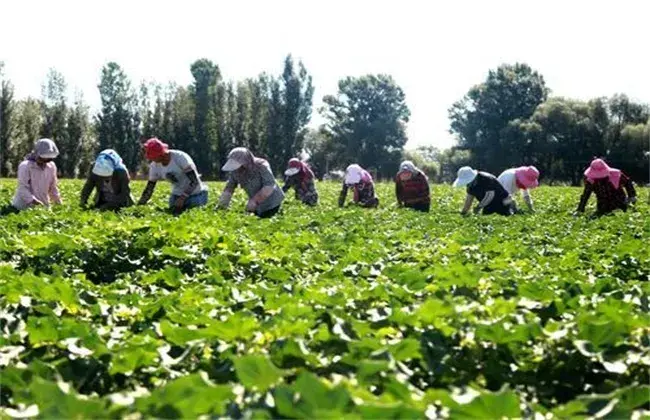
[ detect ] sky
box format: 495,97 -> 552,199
1,0 -> 649,150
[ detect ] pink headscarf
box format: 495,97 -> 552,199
514,166 -> 539,189
584,158 -> 621,189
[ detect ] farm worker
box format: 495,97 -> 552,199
137,138 -> 208,214
217,147 -> 285,218
395,160 -> 430,212
339,164 -> 379,208
282,158 -> 319,206
453,166 -> 514,216
497,166 -> 540,212
80,149 -> 134,211
575,158 -> 637,216
5,138 -> 62,214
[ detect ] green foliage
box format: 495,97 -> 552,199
0,180 -> 648,418
449,64 -> 649,185
96,62 -> 141,171
322,74 -> 411,178
0,61 -> 15,177
449,63 -> 549,173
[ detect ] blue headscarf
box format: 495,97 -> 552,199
92,149 -> 127,176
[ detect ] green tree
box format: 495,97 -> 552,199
9,98 -> 41,175
615,122 -> 649,182
41,69 -> 75,176
96,62 -> 140,171
449,63 -> 549,173
266,77 -> 284,169
170,86 -> 195,157
437,147 -> 472,183
402,148 -> 440,180
138,81 -> 156,139
67,92 -> 95,177
0,62 -> 15,176
304,127 -> 338,178
322,74 -> 410,178
190,59 -> 220,176
280,55 -> 314,165
235,81 -> 250,150
604,94 -> 650,179
246,75 -> 270,156
527,97 -> 607,184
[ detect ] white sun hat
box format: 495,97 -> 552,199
344,164 -> 363,185
453,166 -> 478,187
284,167 -> 300,176
92,157 -> 115,177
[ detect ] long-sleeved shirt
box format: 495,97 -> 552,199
282,175 -> 319,206
12,160 -> 62,210
577,174 -> 636,214
497,168 -> 531,199
339,180 -> 378,208
224,159 -> 285,213
395,171 -> 430,206
80,169 -> 134,210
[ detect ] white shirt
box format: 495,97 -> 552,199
497,168 -> 530,198
148,150 -> 207,196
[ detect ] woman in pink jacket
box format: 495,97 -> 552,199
1,139 -> 62,215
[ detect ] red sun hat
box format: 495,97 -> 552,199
143,138 -> 169,161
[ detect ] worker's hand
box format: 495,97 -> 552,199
473,205 -> 481,214
627,196 -> 637,205
174,195 -> 187,212
30,198 -> 44,207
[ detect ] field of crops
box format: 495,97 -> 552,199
0,179 -> 648,419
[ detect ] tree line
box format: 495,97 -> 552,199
1,60 -> 648,184
447,63 -> 649,185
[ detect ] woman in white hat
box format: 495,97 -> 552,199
453,166 -> 514,216
3,139 -> 62,214
339,164 -> 379,208
80,149 -> 134,211
282,158 -> 319,206
217,147 -> 285,218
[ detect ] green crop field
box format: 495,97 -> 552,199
0,180 -> 648,419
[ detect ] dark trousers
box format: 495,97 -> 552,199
483,203 -> 514,216
256,205 -> 281,219
405,202 -> 430,212
0,204 -> 19,216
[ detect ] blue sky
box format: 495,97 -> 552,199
2,0 -> 648,149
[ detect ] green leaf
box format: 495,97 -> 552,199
159,320 -> 204,345
388,338 -> 422,361
26,316 -> 59,346
451,389 -> 521,419
27,378 -> 105,418
234,354 -> 285,392
274,372 -> 354,418
135,373 -> 232,417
